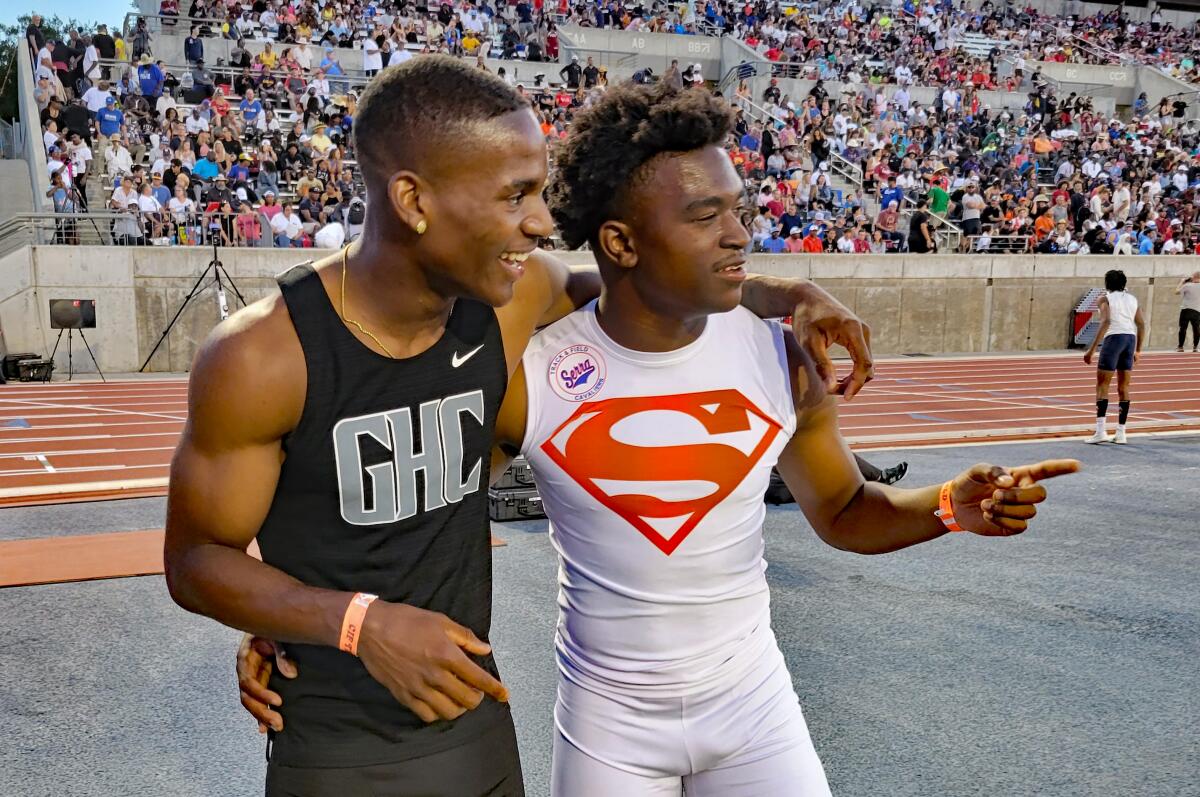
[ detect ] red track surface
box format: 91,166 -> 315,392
1,352 -> 1198,505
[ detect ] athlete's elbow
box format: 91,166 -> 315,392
162,538 -> 208,615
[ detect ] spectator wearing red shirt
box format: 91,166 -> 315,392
802,229 -> 825,253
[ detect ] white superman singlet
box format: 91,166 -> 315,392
520,301 -> 797,696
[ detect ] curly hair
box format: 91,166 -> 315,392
547,82 -> 735,250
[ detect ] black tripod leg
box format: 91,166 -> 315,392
139,264 -> 216,372
217,264 -> 249,308
49,328 -> 65,361
77,331 -> 106,383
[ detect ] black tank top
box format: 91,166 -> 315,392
258,264 -> 509,768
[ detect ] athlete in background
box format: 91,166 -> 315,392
1083,269 -> 1145,445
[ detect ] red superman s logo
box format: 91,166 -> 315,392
540,390 -> 782,555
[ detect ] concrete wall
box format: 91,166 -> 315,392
1015,0 -> 1200,25
1032,60 -> 1200,116
1,246 -> 1193,374
556,25 -> 721,81
761,75 -> 1117,117
17,42 -> 50,213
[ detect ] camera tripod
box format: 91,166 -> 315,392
50,327 -> 105,382
139,242 -> 248,372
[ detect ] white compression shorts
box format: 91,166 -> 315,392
550,634 -> 832,797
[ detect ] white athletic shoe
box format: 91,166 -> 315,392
1084,431 -> 1110,444
1114,428 -> 1128,445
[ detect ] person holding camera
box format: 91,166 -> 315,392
1177,271 -> 1200,352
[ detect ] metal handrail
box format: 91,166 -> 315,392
829,150 -> 863,188
122,11 -> 230,42
967,234 -> 1031,252
96,57 -> 374,91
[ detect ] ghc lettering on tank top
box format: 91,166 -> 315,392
333,389 -> 485,525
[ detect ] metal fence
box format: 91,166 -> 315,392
0,209 -> 357,257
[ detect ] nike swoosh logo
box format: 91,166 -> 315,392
451,344 -> 484,368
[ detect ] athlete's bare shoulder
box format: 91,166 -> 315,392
494,248 -> 595,374
186,288 -> 306,447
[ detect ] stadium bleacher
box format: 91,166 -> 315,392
16,0 -> 1200,256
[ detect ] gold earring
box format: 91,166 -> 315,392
415,220 -> 427,235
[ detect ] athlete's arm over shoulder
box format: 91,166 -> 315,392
489,362 -> 530,485
163,295 -> 353,646
494,249 -> 600,374
741,273 -> 874,400
774,335 -> 1078,554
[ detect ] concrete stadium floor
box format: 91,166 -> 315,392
1,436 -> 1197,797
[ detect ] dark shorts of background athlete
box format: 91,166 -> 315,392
1098,333 -> 1136,372
265,717 -> 524,797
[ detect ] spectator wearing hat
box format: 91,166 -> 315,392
295,165 -> 324,199
259,190 -> 282,222
203,173 -> 234,207
228,154 -> 251,184
309,122 -> 335,156
785,227 -> 806,254
801,226 -> 826,254
298,185 -> 329,235
96,96 -> 123,141
150,172 -> 170,206
105,137 -> 133,180
558,55 -> 582,88
137,54 -> 164,99
761,226 -> 787,253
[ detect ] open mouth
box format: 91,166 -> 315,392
715,258 -> 747,280
498,250 -> 531,278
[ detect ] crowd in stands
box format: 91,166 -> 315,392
726,68 -> 1200,255
23,0 -> 1200,255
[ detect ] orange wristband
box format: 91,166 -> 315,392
935,480 -> 964,532
339,592 -> 378,656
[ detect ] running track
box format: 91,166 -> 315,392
2,352 -> 1198,506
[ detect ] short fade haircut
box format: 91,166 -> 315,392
353,55 -> 526,187
1105,269 -> 1127,292
548,82 -> 734,250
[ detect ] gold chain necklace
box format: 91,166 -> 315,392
339,245 -> 395,358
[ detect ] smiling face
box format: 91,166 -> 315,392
607,145 -> 751,320
406,108 -> 553,307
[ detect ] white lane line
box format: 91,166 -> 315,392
0,445 -> 174,461
0,419 -> 180,432
0,397 -> 185,422
21,455 -> 57,473
0,462 -> 174,479
851,429 -> 1200,452
0,432 -> 179,446
0,475 -> 169,498
0,398 -> 188,410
